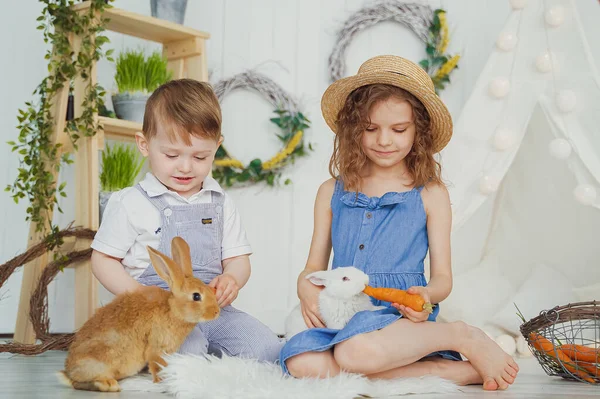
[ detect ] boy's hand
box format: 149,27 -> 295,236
391,286 -> 431,323
209,274 -> 239,308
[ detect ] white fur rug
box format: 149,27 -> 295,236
120,353 -> 459,398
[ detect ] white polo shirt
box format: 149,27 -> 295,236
91,173 -> 252,279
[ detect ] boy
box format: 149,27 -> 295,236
91,79 -> 284,362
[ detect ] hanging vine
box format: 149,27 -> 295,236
5,0 -> 114,250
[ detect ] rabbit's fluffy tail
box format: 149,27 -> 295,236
56,370 -> 121,392
56,371 -> 73,387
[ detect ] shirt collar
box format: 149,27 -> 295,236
138,172 -> 224,200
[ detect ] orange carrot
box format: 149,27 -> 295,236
529,333 -> 596,383
363,286 -> 433,314
561,344 -> 600,364
561,344 -> 600,377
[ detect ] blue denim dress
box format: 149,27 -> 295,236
280,180 -> 461,373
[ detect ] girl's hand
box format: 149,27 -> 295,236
298,275 -> 326,329
209,274 -> 239,308
392,286 -> 431,323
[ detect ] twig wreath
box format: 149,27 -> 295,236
0,226 -> 96,355
212,71 -> 312,187
328,1 -> 460,93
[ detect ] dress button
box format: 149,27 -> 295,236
359,244 -> 365,250
366,212 -> 372,219
164,208 -> 172,217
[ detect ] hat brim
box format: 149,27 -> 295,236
321,71 -> 453,153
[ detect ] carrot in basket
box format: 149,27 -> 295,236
363,286 -> 433,314
561,344 -> 600,364
560,344 -> 600,376
529,333 -> 596,383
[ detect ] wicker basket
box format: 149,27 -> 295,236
520,301 -> 600,384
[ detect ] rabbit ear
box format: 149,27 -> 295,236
171,236 -> 193,277
306,271 -> 329,287
147,246 -> 184,290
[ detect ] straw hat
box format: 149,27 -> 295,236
321,55 -> 453,153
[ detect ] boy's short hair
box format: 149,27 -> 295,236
143,79 -> 222,144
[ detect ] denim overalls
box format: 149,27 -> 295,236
136,184 -> 284,362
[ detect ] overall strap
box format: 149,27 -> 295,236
211,190 -> 225,205
135,184 -> 171,212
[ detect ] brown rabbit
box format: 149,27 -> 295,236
57,236 -> 220,392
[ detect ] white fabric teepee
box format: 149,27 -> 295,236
438,0 -> 600,335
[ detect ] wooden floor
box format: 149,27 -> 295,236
2,349 -> 600,398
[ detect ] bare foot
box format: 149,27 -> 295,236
458,324 -> 519,390
428,358 -> 483,386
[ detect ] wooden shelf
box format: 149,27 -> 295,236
99,116 -> 142,142
74,1 -> 210,43
55,117 -> 140,153
15,0 -> 210,346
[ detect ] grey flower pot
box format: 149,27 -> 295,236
99,191 -> 115,223
151,0 -> 188,25
112,92 -> 150,123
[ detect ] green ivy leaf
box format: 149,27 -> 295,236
249,159 -> 262,174
237,170 -> 250,182
432,56 -> 447,66
215,145 -> 227,158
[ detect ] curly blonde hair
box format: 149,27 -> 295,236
329,84 -> 442,191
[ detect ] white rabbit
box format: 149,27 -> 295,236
284,266 -> 385,339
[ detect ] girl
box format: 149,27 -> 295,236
280,55 -> 519,390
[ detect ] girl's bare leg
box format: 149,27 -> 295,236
286,350 -> 501,387
333,320 -> 519,390
368,357 -> 488,386
286,350 -> 489,386
285,349 -> 340,378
